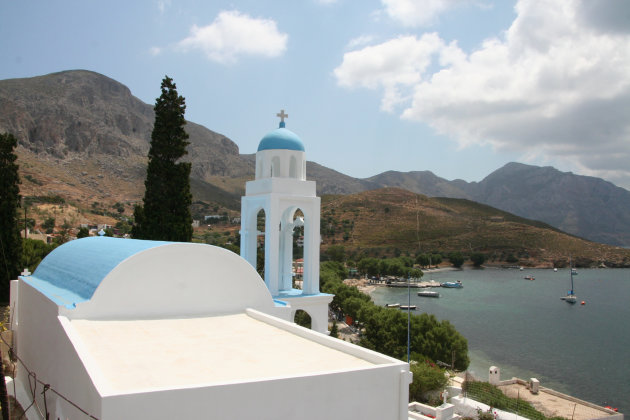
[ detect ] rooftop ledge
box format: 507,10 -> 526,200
273,289 -> 332,299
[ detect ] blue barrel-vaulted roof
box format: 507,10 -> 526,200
257,121 -> 305,152
24,237 -> 170,308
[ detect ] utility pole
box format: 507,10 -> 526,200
407,274 -> 411,363
23,197 -> 27,239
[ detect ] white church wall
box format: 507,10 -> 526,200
245,177 -> 316,196
9,279 -> 19,330
100,365 -> 409,420
61,243 -> 277,320
14,280 -> 103,419
256,149 -> 305,180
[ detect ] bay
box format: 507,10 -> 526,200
370,267 -> 630,413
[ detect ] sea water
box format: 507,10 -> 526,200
370,267 -> 630,413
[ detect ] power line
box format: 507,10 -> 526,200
0,324 -> 99,419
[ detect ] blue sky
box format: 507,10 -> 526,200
2,0 -> 630,189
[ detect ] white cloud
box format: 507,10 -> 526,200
176,10 -> 288,64
334,34 -> 448,111
149,46 -> 162,56
381,0 -> 470,27
335,0 -> 630,188
346,35 -> 376,49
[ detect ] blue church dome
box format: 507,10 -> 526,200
257,122 -> 305,152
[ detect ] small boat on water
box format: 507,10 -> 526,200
524,275 -> 535,280
561,260 -> 578,304
385,303 -> 401,308
400,305 -> 417,310
441,280 -> 463,288
571,268 -> 578,275
417,290 -> 440,298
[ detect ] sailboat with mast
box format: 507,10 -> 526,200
560,258 -> 577,304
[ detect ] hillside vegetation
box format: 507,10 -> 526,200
320,188 -> 630,268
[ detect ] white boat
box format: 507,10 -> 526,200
524,275 -> 535,280
561,260 -> 577,304
441,280 -> 463,288
385,303 -> 400,308
417,290 -> 440,298
400,305 -> 416,310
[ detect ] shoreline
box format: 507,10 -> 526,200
344,267 -> 457,295
344,264 -> 620,296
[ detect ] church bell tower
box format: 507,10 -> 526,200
240,110 -> 332,334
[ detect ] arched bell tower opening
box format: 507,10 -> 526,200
240,110 -> 333,334
256,209 -> 266,279
293,309 -> 312,329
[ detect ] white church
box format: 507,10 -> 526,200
8,112 -> 412,419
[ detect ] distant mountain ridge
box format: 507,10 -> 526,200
367,164 -> 630,247
1,70 -> 629,247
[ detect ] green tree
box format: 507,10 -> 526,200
115,220 -> 132,235
470,252 -> 486,267
76,227 -> 90,238
408,361 -> 449,402
132,76 -> 192,242
42,217 -> 56,233
294,310 -> 312,328
407,268 -> 423,279
430,253 -> 443,266
329,321 -> 339,338
415,253 -> 430,267
21,238 -> 57,273
54,223 -> 71,245
0,133 -> 22,302
326,245 -> 346,263
448,252 -> 465,268
357,257 -> 380,277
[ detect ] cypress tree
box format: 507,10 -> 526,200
0,133 -> 22,302
132,76 -> 192,242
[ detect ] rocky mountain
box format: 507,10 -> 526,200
466,163 -> 630,247
0,70 -> 250,200
2,70 -> 629,247
367,164 -> 630,247
0,70 -> 371,199
367,170 -> 471,199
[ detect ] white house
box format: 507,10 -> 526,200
10,236 -> 412,419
